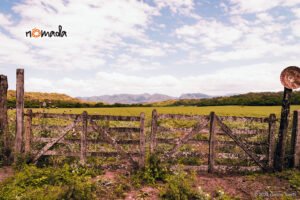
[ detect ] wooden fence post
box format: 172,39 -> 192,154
275,87 -> 292,171
0,75 -> 8,150
24,109 -> 32,154
150,109 -> 158,154
268,114 -> 276,170
139,112 -> 145,168
15,69 -> 24,161
291,110 -> 300,168
80,111 -> 88,165
208,112 -> 216,173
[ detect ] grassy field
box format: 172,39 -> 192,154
32,105 -> 300,119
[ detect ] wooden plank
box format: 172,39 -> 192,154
291,110 -> 300,168
90,120 -> 138,167
267,114 -> 276,170
177,165 -> 261,173
29,113 -> 141,121
158,113 -> 209,120
15,69 -> 24,161
0,75 -> 8,150
32,137 -> 140,145
139,112 -> 145,168
80,111 -> 87,165
89,115 -> 140,121
208,112 -> 216,173
150,109 -> 158,153
32,125 -> 140,133
32,150 -> 140,157
215,115 -> 267,171
157,126 -> 268,136
217,152 -> 266,160
30,113 -> 80,119
156,138 -> 266,146
275,87 -> 292,171
32,117 -> 80,163
164,121 -> 209,158
218,116 -> 270,123
24,109 -> 32,154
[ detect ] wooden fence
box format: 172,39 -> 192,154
150,110 -> 277,173
24,110 -> 145,169
1,69 -> 300,172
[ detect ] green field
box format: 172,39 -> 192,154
32,105 -> 300,119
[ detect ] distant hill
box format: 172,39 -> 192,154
78,93 -> 176,104
179,93 -> 211,99
7,90 -> 91,108
7,90 -> 81,102
153,91 -> 300,106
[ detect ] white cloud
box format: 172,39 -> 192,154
0,0 -> 159,70
176,20 -> 242,49
291,19 -> 300,37
26,62 -> 290,97
292,8 -> 300,18
230,0 -> 300,14
154,0 -> 195,15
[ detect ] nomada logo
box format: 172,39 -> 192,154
26,25 -> 67,38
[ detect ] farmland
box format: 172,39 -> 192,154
32,105 -> 300,119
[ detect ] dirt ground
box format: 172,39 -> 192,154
1,167 -> 298,199
0,166 -> 13,183
95,170 -> 298,200
195,172 -> 298,199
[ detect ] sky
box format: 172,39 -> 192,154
0,0 -> 299,97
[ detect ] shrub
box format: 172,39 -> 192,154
133,154 -> 168,185
0,164 -> 96,200
160,168 -> 209,200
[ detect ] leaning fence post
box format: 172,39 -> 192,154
139,112 -> 145,168
0,75 -> 8,151
291,110 -> 300,168
208,112 -> 216,173
15,69 -> 24,161
267,114 -> 276,170
80,111 -> 88,165
150,109 -> 158,154
24,109 -> 32,154
275,87 -> 292,171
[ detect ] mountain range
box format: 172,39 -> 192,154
78,93 -> 211,104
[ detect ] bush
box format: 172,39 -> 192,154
133,154 -> 168,185
0,164 -> 96,200
160,168 -> 210,200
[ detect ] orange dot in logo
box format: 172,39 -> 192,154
32,28 -> 41,38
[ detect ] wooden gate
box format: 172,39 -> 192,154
25,110 -> 145,169
150,110 -> 277,173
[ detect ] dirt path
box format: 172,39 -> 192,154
196,173 -> 298,199
0,166 -> 14,183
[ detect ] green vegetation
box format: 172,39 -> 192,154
133,155 -> 168,185
276,170 -> 300,191
156,91 -> 300,107
31,105 -> 300,120
6,90 -> 300,108
160,168 -> 209,200
0,164 -> 96,200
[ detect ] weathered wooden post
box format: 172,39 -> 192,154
139,112 -> 145,168
274,66 -> 300,171
150,109 -> 158,154
208,112 -> 216,173
291,110 -> 300,168
276,87 -> 292,171
268,114 -> 276,170
24,109 -> 32,154
15,69 -> 24,161
0,75 -> 8,150
80,111 -> 88,165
